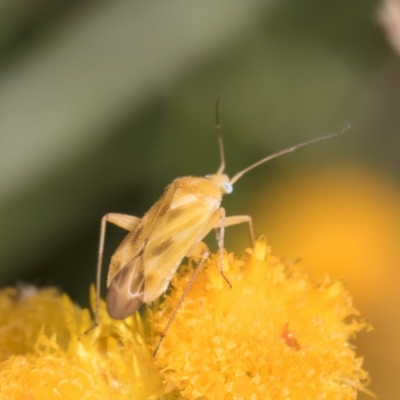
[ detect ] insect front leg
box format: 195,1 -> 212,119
220,214 -> 255,245
209,207 -> 232,288
87,213 -> 141,333
212,210 -> 255,287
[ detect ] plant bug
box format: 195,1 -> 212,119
90,98 -> 349,355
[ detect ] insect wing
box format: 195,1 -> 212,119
142,183 -> 221,302
106,256 -> 145,319
105,182 -> 177,286
104,185 -> 176,318
106,178 -> 221,317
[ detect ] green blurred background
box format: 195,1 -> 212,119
0,0 -> 398,398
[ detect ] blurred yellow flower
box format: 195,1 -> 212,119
0,286 -> 163,400
0,238 -> 371,399
252,164 -> 400,398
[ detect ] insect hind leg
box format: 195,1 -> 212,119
153,250 -> 210,356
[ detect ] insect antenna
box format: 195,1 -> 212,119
215,96 -> 226,174
230,123 -> 350,185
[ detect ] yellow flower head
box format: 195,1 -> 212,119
0,238 -> 371,399
151,237 -> 372,399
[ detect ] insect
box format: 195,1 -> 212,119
90,98 -> 348,354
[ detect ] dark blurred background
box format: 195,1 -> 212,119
0,0 -> 399,397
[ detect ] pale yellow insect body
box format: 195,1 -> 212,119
106,174 -> 232,319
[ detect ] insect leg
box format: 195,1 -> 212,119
221,215 -> 254,245
153,250 -> 210,357
213,207 -> 233,288
211,212 -> 255,287
86,213 -> 141,333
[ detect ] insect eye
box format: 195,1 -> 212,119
222,182 -> 233,194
